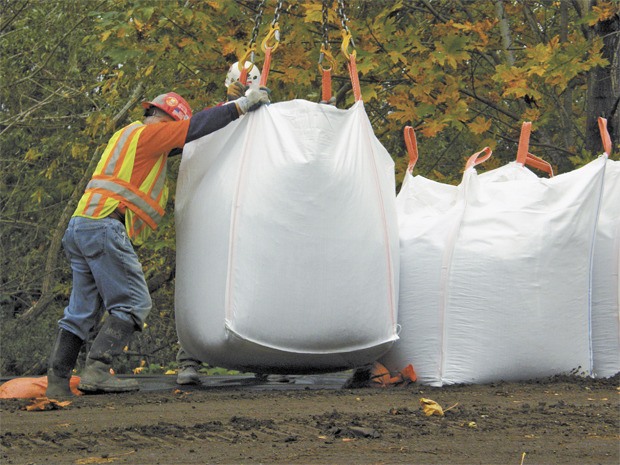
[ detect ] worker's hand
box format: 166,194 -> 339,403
235,87 -> 271,115
227,81 -> 248,102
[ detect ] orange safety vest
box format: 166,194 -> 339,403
74,122 -> 169,245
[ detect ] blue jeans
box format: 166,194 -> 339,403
58,216 -> 152,340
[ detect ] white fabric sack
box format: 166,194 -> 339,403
383,157 -> 606,385
380,160 -> 538,384
592,159 -> 620,378
175,100 -> 399,373
442,157 -> 606,384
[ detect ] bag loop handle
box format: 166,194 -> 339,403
465,147 -> 492,170
598,117 -> 612,156
404,126 -> 419,172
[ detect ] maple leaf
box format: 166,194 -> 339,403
468,116 -> 492,135
420,119 -> 446,138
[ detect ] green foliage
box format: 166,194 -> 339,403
0,0 -> 617,375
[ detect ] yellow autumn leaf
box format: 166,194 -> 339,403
468,116 -> 492,135
593,4 -> 617,23
420,398 -> 444,416
420,119 -> 446,138
24,148 -> 41,161
527,64 -> 547,77
388,50 -> 406,64
132,360 -> 147,374
165,369 -> 176,375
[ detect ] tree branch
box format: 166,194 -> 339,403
0,0 -> 30,34
7,0 -> 108,88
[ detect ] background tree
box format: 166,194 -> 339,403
1,0 -> 617,376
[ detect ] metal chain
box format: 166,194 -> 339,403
271,0 -> 283,27
336,0 -> 355,47
321,0 -> 330,50
249,0 -> 266,48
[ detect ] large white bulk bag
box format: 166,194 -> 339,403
382,123 -> 606,385
175,100 -> 399,373
442,156 -> 606,384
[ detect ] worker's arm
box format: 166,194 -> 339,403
186,86 -> 270,143
185,103 -> 240,144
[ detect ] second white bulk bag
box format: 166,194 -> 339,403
382,124 -> 607,385
442,156 -> 606,384
175,100 -> 399,373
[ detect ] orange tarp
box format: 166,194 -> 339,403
370,362 -> 417,387
0,376 -> 82,399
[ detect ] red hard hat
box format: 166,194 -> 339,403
141,92 -> 192,121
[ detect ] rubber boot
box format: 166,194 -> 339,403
176,365 -> 201,385
46,329 -> 83,399
78,315 -> 139,393
176,346 -> 202,385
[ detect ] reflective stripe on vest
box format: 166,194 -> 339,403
74,121 -> 169,239
86,176 -> 164,229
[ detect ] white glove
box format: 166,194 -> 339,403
235,87 -> 271,115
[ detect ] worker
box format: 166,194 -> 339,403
45,80 -> 270,397
175,61 -> 263,386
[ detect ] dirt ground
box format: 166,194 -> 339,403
1,373 -> 618,465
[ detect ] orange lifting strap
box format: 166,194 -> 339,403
598,117 -> 612,156
260,22 -> 280,87
403,126 -> 419,172
516,121 -> 553,177
238,46 -> 257,87
319,44 -> 336,102
525,153 -> 554,177
340,30 -> 362,102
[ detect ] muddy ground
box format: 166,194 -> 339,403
1,373 -> 618,465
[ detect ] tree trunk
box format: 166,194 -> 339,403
560,1 -> 575,150
585,3 -> 620,153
